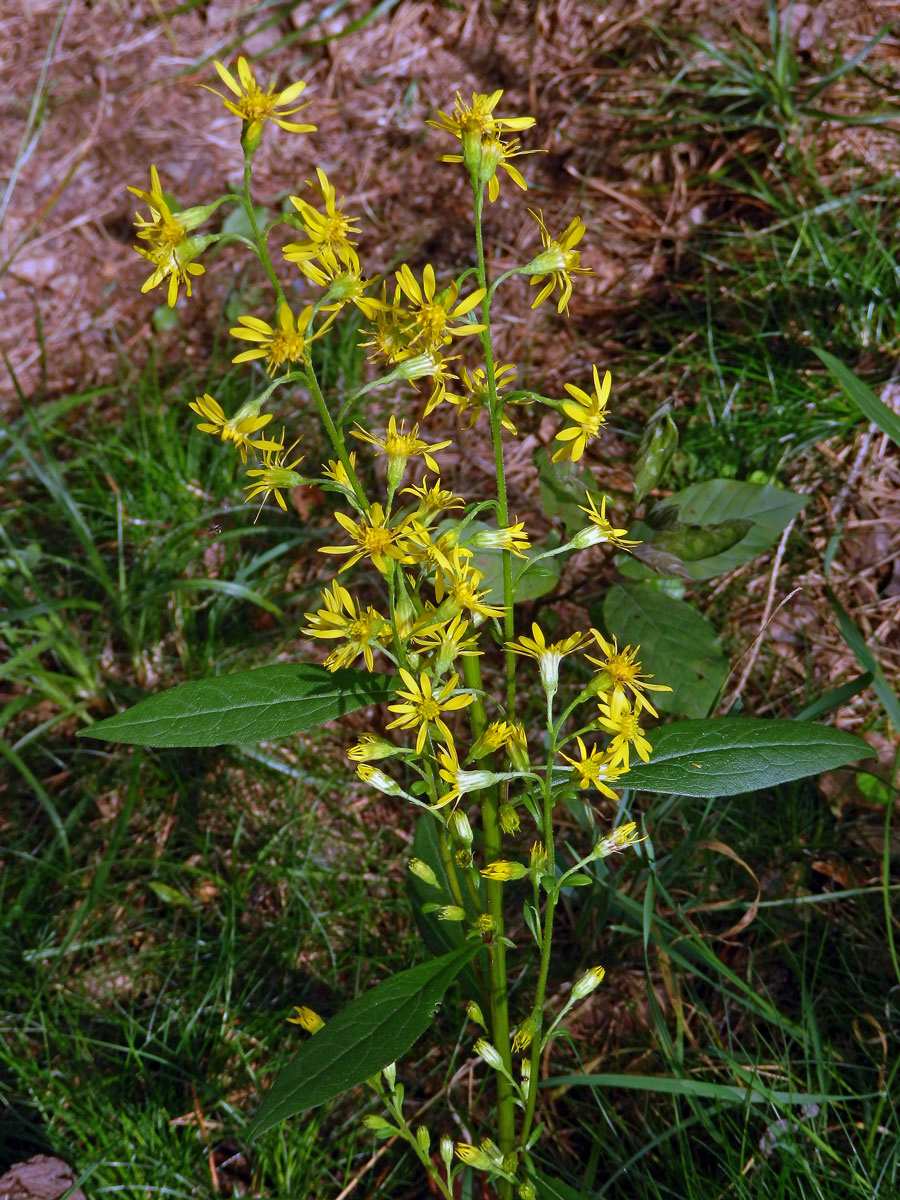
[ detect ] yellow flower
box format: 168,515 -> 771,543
321,452 -> 358,493
287,1005 -> 324,1032
559,736 -> 626,799
351,416 -> 451,478
243,431 -> 305,514
596,697 -> 653,770
448,363 -> 518,434
411,612 -> 482,674
512,1013 -> 538,1053
319,502 -> 411,575
480,860 -> 528,882
433,547 -> 505,621
231,302 -> 327,376
552,365 -> 611,463
469,520 -> 531,559
347,734 -> 399,762
469,719 -> 517,760
401,475 -> 464,524
571,965 -> 606,1000
435,740 -> 498,809
188,393 -> 278,463
303,580 -> 392,673
403,524 -> 462,577
290,245 -> 384,319
128,166 -> 209,307
506,622 -> 587,698
283,168 -> 361,263
203,57 -> 315,144
585,630 -> 672,718
593,821 -> 647,858
360,286 -> 415,365
386,668 -> 474,753
573,493 -> 640,550
438,133 -> 535,202
428,91 -> 536,139
395,263 -> 486,352
526,208 -> 591,314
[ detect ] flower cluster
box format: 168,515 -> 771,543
128,69 -> 672,1200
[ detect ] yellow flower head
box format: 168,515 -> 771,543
360,286 -> 415,365
433,547 -> 505,621
287,1005 -> 324,1032
411,612 -> 482,674
203,57 -> 315,145
469,719 -> 517,760
321,451 -> 358,493
573,493 -> 640,551
448,363 -> 518,434
506,622 -> 588,699
429,91 -> 536,139
386,668 -> 474,753
351,416 -> 451,479
128,167 -> 209,307
596,697 -> 653,770
283,168 -> 361,264
586,630 -> 672,717
188,393 -> 278,463
469,520 -> 531,559
243,430 -> 305,515
559,735 -> 626,799
303,579 -> 392,673
480,860 -> 528,882
594,821 -> 647,858
526,208 -> 591,314
401,475 -> 465,524
395,263 -> 486,352
552,366 -> 611,463
291,244 -> 385,319
434,740 -> 498,809
319,502 -> 412,575
231,302 -> 326,377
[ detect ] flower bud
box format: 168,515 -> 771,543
347,734 -> 399,762
507,721 -> 530,772
456,1141 -> 495,1171
356,764 -> 401,796
382,1062 -> 396,1089
512,1013 -> 539,1053
475,912 -> 496,935
437,905 -> 466,921
499,804 -> 520,834
572,965 -> 606,1000
286,1005 -> 325,1032
408,858 -> 439,888
592,821 -> 646,859
467,1000 -> 487,1029
440,1134 -> 455,1169
416,1125 -> 431,1155
449,809 -> 473,845
363,1114 -> 396,1136
474,1038 -> 505,1072
519,1182 -> 536,1199
481,860 -> 528,882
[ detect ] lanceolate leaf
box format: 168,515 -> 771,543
600,584 -> 728,718
79,664 -> 396,747
624,718 -> 873,797
812,347 -> 900,448
249,943 -> 481,1138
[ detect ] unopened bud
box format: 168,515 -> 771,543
437,905 -> 466,921
416,1125 -> 431,1155
363,1114 -> 396,1136
481,860 -> 528,882
440,1134 -> 455,1169
467,1000 -> 487,1029
408,858 -> 439,888
512,1013 -> 539,1053
572,965 -> 606,1000
356,764 -> 401,796
499,803 -> 520,834
449,809 -> 473,844
474,1038 -> 505,1072
382,1062 -> 396,1089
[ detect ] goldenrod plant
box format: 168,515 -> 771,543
84,58 -> 874,1198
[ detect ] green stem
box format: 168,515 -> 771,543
242,158 -> 284,306
305,368 -> 369,511
472,183 -> 517,717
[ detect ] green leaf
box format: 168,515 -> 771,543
249,943 -> 481,1137
648,481 -> 808,579
624,718 -> 874,797
542,1073 -> 881,1106
633,412 -> 678,504
825,587 -> 900,734
79,664 -> 396,747
222,202 -> 270,240
534,1171 -> 588,1200
650,518 -> 753,562
147,881 -> 192,907
601,583 -> 729,718
812,347 -> 900,448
